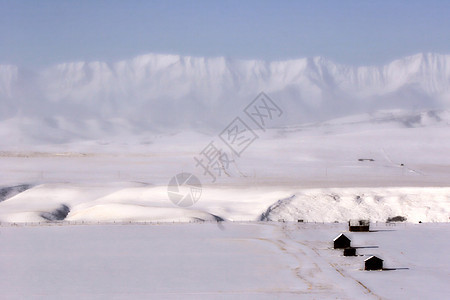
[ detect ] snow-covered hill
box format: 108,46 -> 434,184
0,108 -> 449,223
1,53 -> 450,144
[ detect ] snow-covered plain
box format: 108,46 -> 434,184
0,222 -> 448,299
1,109 -> 449,223
1,53 -> 450,298
0,109 -> 449,298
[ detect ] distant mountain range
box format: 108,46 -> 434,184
0,53 -> 449,143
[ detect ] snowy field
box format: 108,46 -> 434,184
1,110 -> 450,224
1,14 -> 450,299
1,222 -> 448,299
0,110 -> 449,299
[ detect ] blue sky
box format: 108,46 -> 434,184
1,0 -> 450,68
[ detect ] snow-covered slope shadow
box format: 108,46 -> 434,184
0,183 -> 148,222
0,184 -> 33,202
260,194 -> 296,221
40,204 -> 70,221
0,183 -> 227,223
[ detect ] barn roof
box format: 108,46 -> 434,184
364,255 -> 383,262
333,233 -> 350,241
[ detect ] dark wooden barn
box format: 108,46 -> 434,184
333,233 -> 351,249
349,219 -> 370,232
343,247 -> 357,256
364,256 -> 383,270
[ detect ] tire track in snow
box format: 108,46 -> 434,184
277,223 -> 383,299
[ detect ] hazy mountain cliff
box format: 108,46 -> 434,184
0,53 -> 449,143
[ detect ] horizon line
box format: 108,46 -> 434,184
2,52 -> 450,71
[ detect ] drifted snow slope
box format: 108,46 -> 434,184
0,184 -> 448,223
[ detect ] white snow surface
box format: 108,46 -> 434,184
1,53 -> 450,299
0,183 -> 449,223
1,109 -> 449,223
0,222 -> 448,299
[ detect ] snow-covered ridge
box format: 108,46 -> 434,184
1,53 -> 450,143
260,187 -> 449,223
0,184 -> 448,223
2,52 -> 450,102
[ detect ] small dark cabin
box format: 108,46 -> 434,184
333,233 -> 351,249
358,158 -> 375,162
343,247 -> 357,256
364,256 -> 383,270
349,219 -> 370,232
